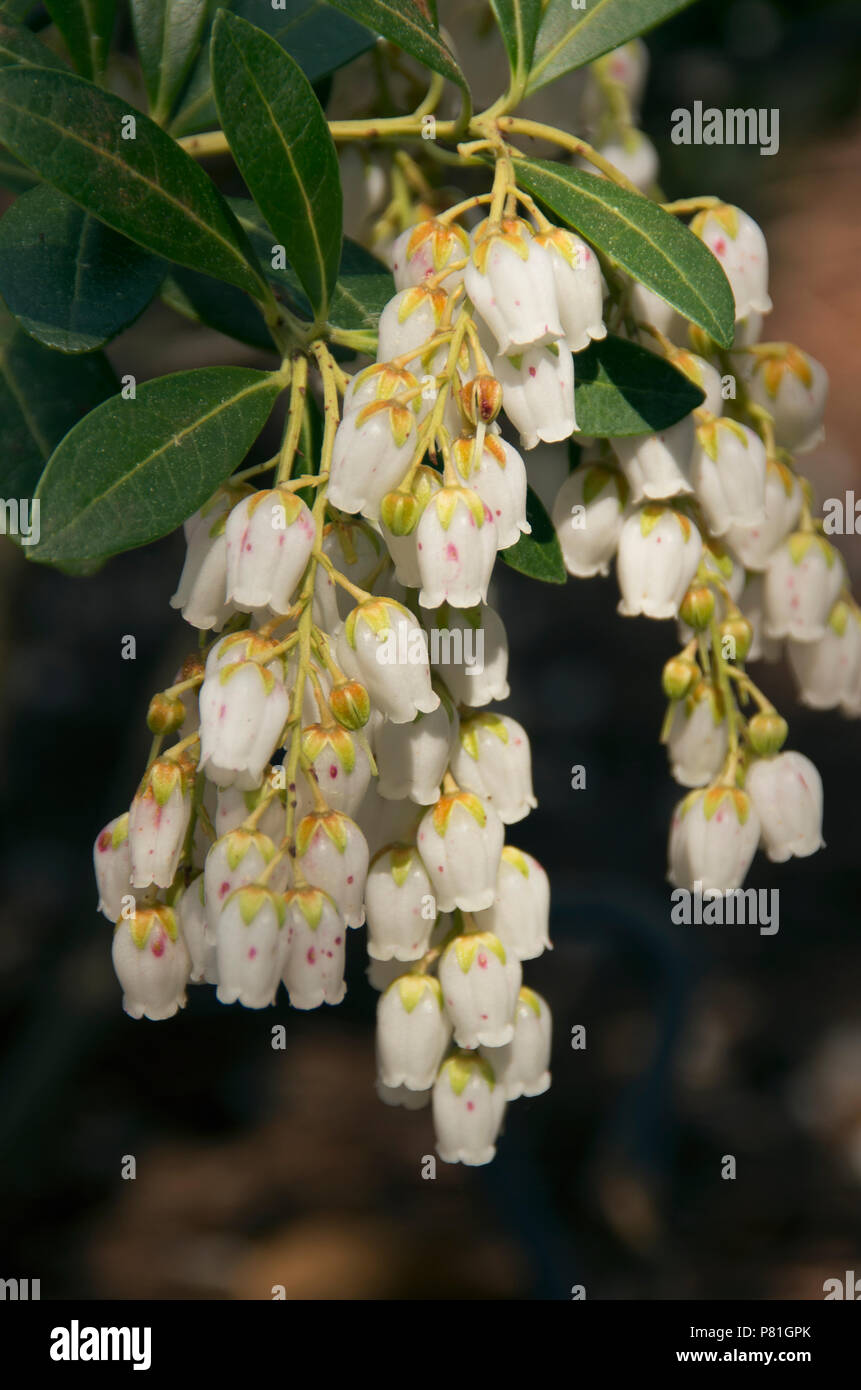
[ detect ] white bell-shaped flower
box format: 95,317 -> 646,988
355,781 -> 423,860
94,813 -> 133,922
224,487 -> 315,616
439,929 -> 521,1048
737,344 -> 828,454
449,712 -> 537,824
176,873 -> 214,984
112,904 -> 191,1021
668,348 -> 724,415
128,756 -> 194,890
215,776 -> 284,842
480,987 -> 552,1100
282,886 -> 347,1009
318,517 -> 386,626
494,343 -> 576,450
612,415 -> 695,504
590,131 -> 659,193
668,785 -> 760,893
616,505 -> 703,619
295,810 -> 369,928
215,883 -> 287,1009
377,1080 -> 432,1110
465,217 -> 562,354
376,973 -> 452,1091
690,416 -> 767,536
763,533 -> 844,643
451,433 -> 530,550
391,218 -> 469,291
337,597 -> 439,724
746,752 -> 825,863
342,361 -> 419,416
376,285 -> 449,362
429,602 -> 510,706
667,679 -> 728,788
417,791 -> 504,913
300,724 -> 372,817
199,643 -> 290,789
416,486 -> 497,610
690,204 -> 772,321
375,688 -> 458,805
171,488 -> 238,631
738,572 -> 782,662
364,844 -> 437,961
629,280 -> 688,351
725,457 -> 802,571
534,227 -> 606,353
379,465 -> 442,588
472,846 -> 551,961
552,463 -> 629,578
203,827 -> 280,934
433,1051 -> 506,1166
328,399 -> 416,520
787,602 -> 861,710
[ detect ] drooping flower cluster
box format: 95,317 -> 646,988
94,37 -> 854,1167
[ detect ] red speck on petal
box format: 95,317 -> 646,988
446,543 -> 459,560
478,953 -> 488,969
248,947 -> 257,959
528,366 -> 537,378
329,764 -> 338,779
151,930 -> 165,958
219,881 -> 230,898
335,936 -> 342,945
438,865 -> 444,873
466,1100 -> 475,1111
307,946 -> 316,965
97,832 -> 111,852
714,238 -> 726,256
347,875 -> 354,884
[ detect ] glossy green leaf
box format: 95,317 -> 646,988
212,10 -> 341,319
161,267 -> 273,351
0,306 -> 117,499
0,143 -> 37,189
170,0 -> 374,138
130,0 -> 209,124
31,366 -> 282,565
500,484 -> 566,584
0,17 -> 67,70
0,184 -> 166,352
527,0 -> 696,94
234,199 -> 394,334
44,0 -> 115,82
508,157 -> 735,348
574,334 -> 703,436
0,66 -> 266,295
490,0 -> 542,85
326,0 -> 470,112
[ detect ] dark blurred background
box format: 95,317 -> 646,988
0,0 -> 860,1300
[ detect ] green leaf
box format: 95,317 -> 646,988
326,0 -> 470,114
212,10 -> 341,319
527,0 -> 696,94
0,184 -> 166,352
0,306 -> 117,498
234,199 -> 394,334
161,267 -> 273,351
574,334 -> 703,436
170,0 -> 374,138
0,17 -> 67,70
508,157 -> 735,348
31,366 -> 282,565
44,0 -> 115,83
0,143 -> 37,188
0,66 -> 266,296
130,0 -> 209,124
500,484 -> 566,584
490,0 -> 542,85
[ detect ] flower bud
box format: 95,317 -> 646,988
449,713 -> 537,824
215,884 -> 287,1009
282,887 -> 347,1009
112,904 -> 191,1021
472,846 -> 551,960
376,973 -> 451,1091
439,929 -> 521,1048
129,757 -> 195,890
417,792 -> 504,913
745,751 -> 824,863
679,584 -> 716,631
329,680 -> 371,730
147,693 -> 187,735
480,987 -> 552,1100
747,710 -> 789,756
432,1051 -> 506,1166
718,613 -> 753,663
460,373 -> 503,426
295,811 -> 369,928
662,655 -> 698,700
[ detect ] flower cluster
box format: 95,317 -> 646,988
94,36 -> 854,1165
